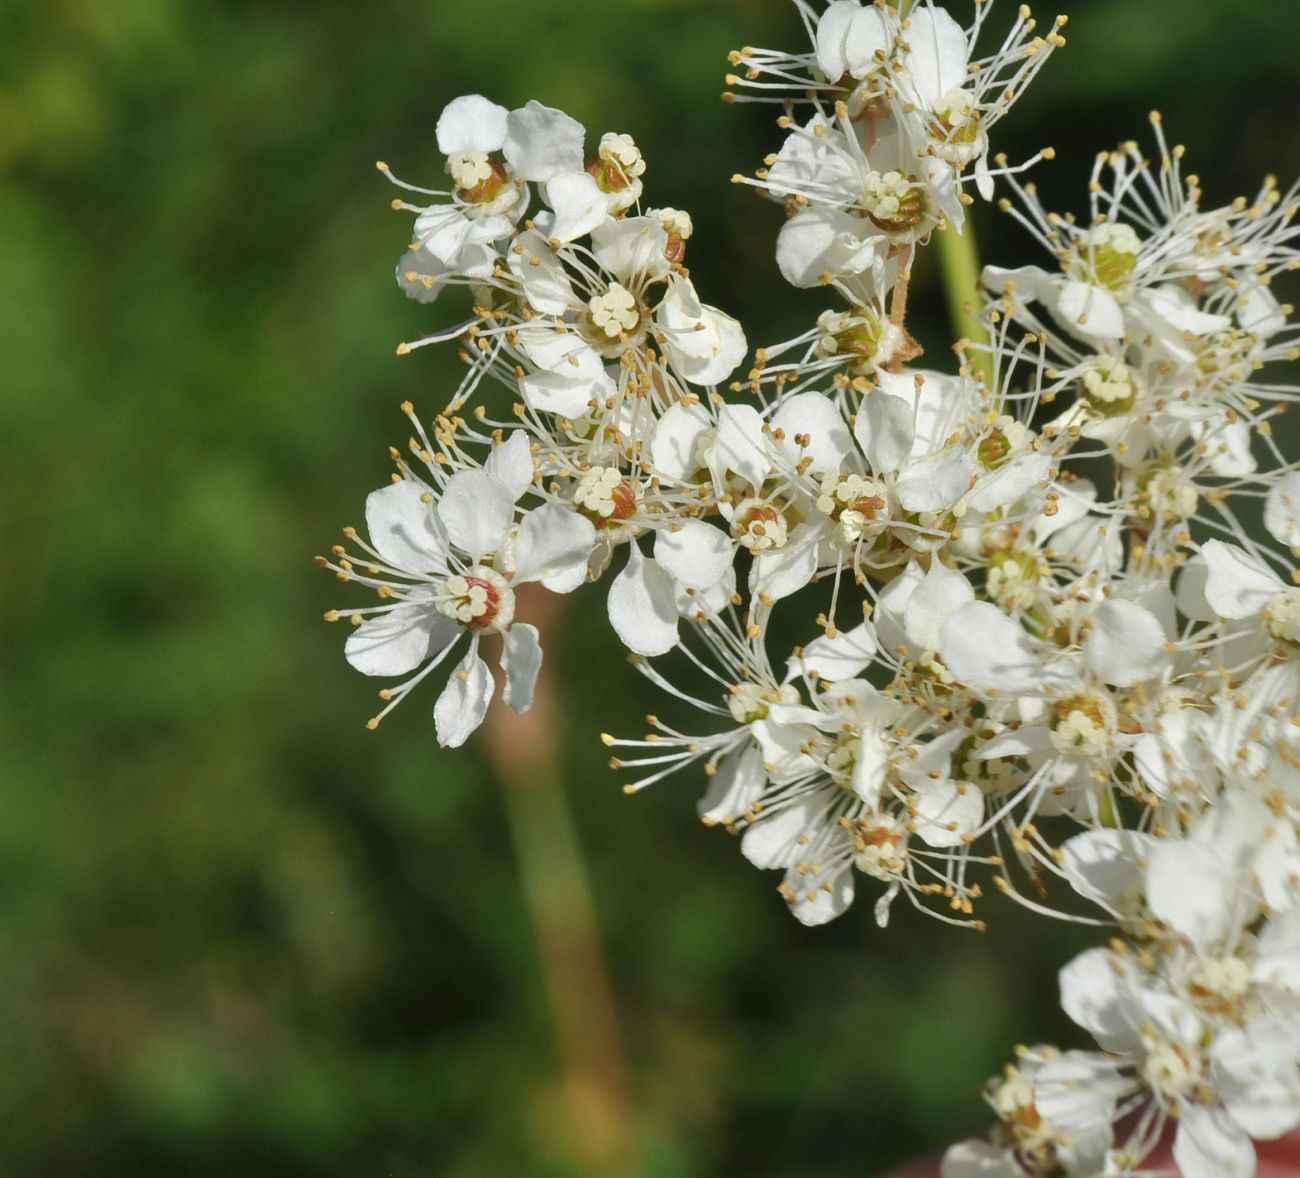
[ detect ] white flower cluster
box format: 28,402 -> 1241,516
934,157 -> 1300,1178
322,3 -> 1300,1175
728,0 -> 1065,351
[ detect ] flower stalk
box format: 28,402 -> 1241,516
482,588 -> 637,1178
936,215 -> 990,350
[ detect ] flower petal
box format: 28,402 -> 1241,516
1058,947 -> 1141,1052
741,795 -> 819,869
1195,414 -> 1257,477
911,778 -> 982,848
344,607 -> 457,678
1238,281 -> 1286,337
698,744 -> 766,826
433,644 -> 496,748
654,519 -> 733,591
906,561 -> 974,652
520,370 -> 600,418
977,727 -> 1052,758
854,387 -> 914,473
852,725 -> 888,807
776,206 -> 883,286
507,229 -> 578,314
517,321 -> 609,383
397,243 -> 453,303
1212,1021 -> 1300,1139
940,1140 -> 1015,1177
749,525 -> 819,601
1172,1105 -> 1255,1178
1175,552 -> 1217,622
940,602 -> 1052,695
814,0 -> 860,81
545,170 -> 614,242
1057,280 -> 1125,339
1084,598 -> 1169,687
904,7 -> 969,106
1146,840 -> 1233,953
651,402 -> 712,483
789,623 -> 878,683
844,5 -> 891,79
438,470 -> 514,562
365,479 -> 449,574
485,431 -> 534,502
1265,471 -> 1300,550
658,283 -> 747,386
512,503 -> 595,586
415,204 -> 511,267
591,216 -> 671,286
965,452 -> 1052,514
503,100 -> 585,181
501,623 -> 543,714
607,545 -> 678,656
895,448 -> 976,513
1143,284 -> 1232,336
1059,829 -> 1152,915
712,403 -> 772,491
436,94 -> 509,155
1201,538 -> 1282,619
770,392 -> 852,473
785,860 -> 855,927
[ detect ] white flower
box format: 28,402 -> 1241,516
731,0 -> 1064,204
384,95 -> 587,276
1059,939 -> 1300,1178
324,433 -> 595,746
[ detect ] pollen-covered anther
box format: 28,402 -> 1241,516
816,472 -> 891,544
574,466 -> 641,529
650,207 -> 693,264
1265,587 -> 1300,645
1195,329 -> 1256,388
815,306 -> 902,370
447,150 -> 509,203
1135,464 -> 1198,521
731,499 -> 790,552
977,416 -> 1027,468
929,87 -> 984,166
586,132 -> 646,207
728,682 -> 799,725
851,815 -> 907,881
1049,692 -> 1117,757
1079,354 -> 1140,417
587,283 -> 643,340
436,566 -> 515,633
1071,222 -> 1142,291
860,170 -> 932,233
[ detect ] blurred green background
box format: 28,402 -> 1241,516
2,0 -> 1298,1174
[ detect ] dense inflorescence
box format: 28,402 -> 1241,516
320,4 -> 1300,1175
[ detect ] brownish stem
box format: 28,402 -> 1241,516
481,585 -> 637,1178
890,244 -> 914,327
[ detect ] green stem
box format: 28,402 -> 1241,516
936,214 -> 991,350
